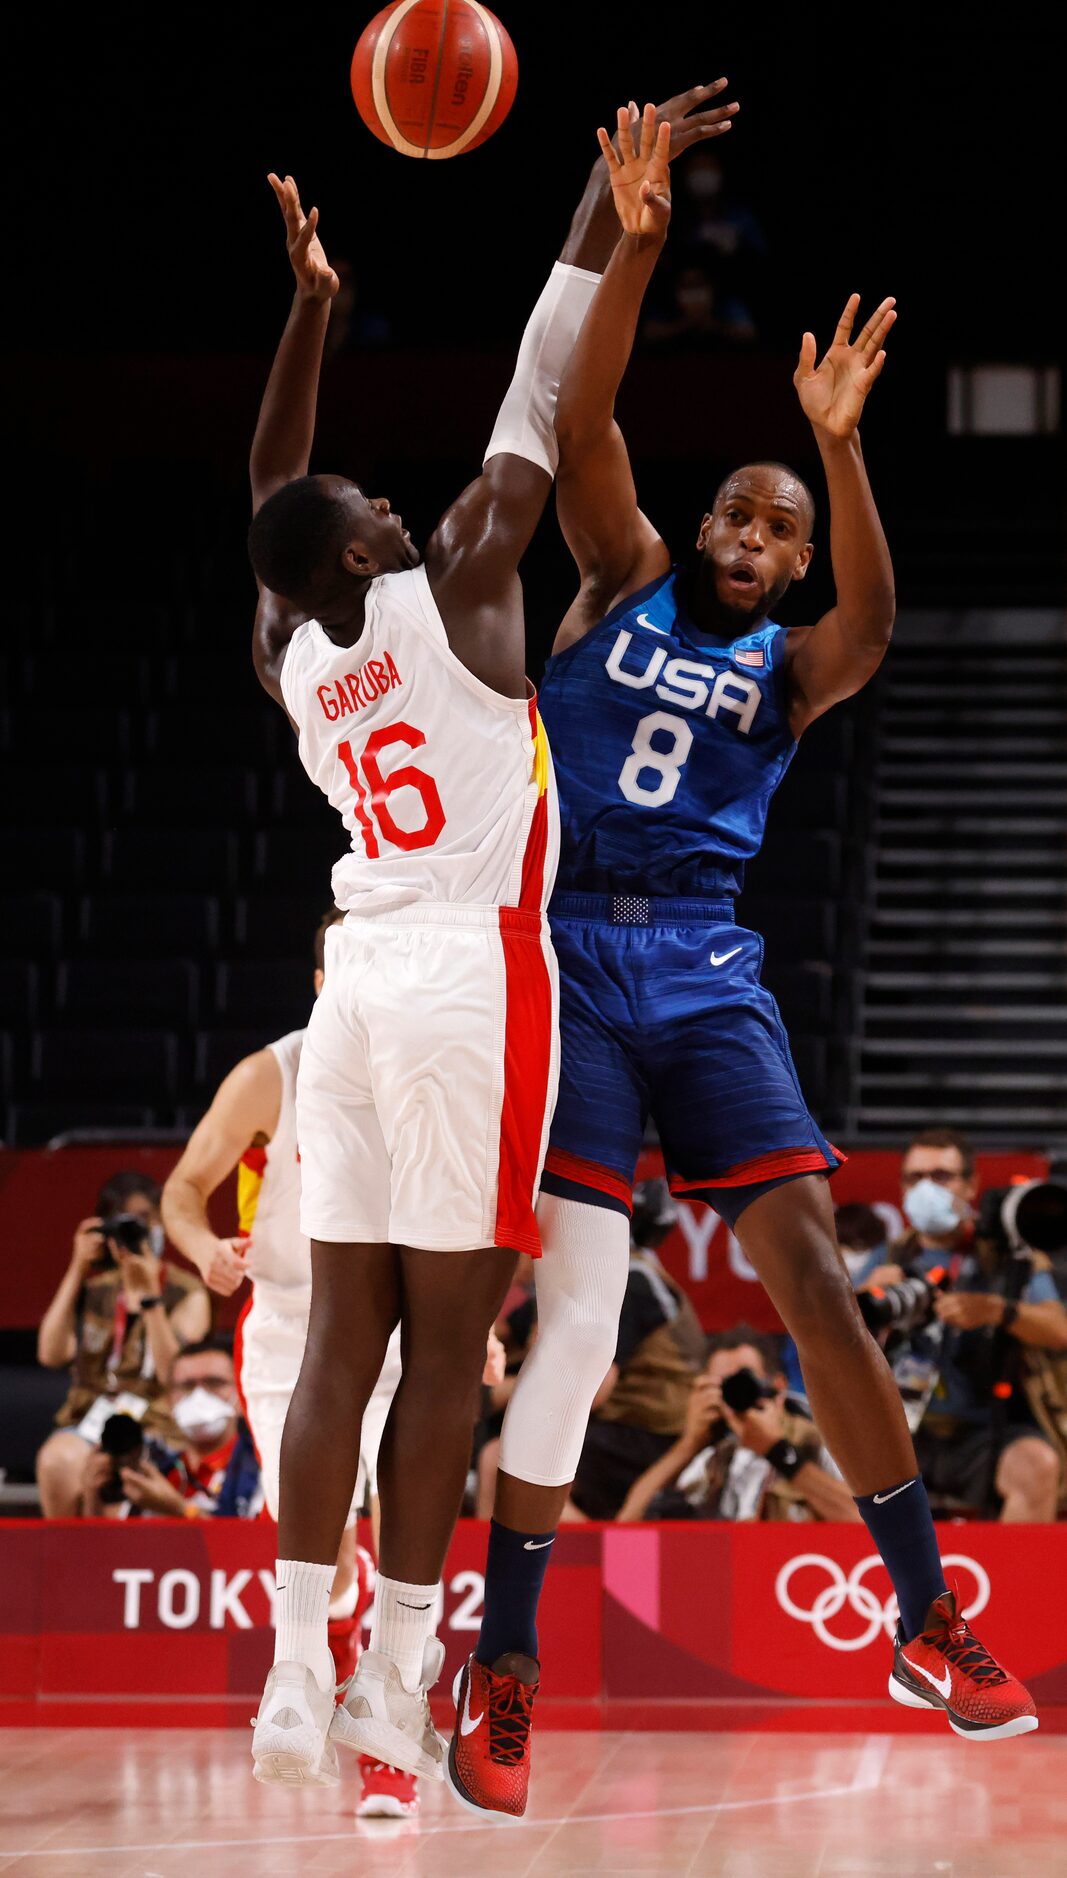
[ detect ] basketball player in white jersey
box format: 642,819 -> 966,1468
242,148 -> 636,1788
161,907 -> 415,1817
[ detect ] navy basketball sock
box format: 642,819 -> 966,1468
854,1476 -> 947,1642
475,1519 -> 556,1667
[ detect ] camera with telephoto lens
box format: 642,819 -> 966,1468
97,1411 -> 146,1504
978,1180 -> 1067,1259
89,1211 -> 151,1271
720,1365 -> 778,1414
857,1264 -> 951,1335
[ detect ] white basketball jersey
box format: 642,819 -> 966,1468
279,564 -> 557,917
238,1029 -> 309,1309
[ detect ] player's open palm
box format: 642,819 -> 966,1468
794,293 -> 897,439
268,172 -> 339,302
598,103 -> 671,240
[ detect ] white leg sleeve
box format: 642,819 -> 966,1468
483,261 -> 602,478
497,1194 -> 631,1488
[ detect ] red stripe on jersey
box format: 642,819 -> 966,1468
240,1146 -> 267,1176
542,1147 -> 635,1212
494,907 -> 553,1260
670,1144 -> 845,1191
232,1296 -> 256,1446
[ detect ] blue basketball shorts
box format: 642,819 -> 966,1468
541,895 -> 843,1224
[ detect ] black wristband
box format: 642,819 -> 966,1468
766,1438 -> 802,1480
1000,1299 -> 1020,1333
139,1294 -> 165,1312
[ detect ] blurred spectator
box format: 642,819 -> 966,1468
82,1336 -> 262,1519
323,256 -> 393,359
35,1171 -> 210,1516
880,1129 -> 1067,1518
618,1324 -> 857,1523
643,258 -> 756,350
564,1179 -> 706,1521
673,146 -> 768,277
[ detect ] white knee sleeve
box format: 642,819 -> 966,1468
498,1194 -> 630,1488
483,261 -> 602,478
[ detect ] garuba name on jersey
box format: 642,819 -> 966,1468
279,564 -> 557,917
538,567 -> 797,901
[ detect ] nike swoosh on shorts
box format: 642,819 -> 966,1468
709,947 -> 742,967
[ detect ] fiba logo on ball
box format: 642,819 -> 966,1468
351,0 -> 519,159
775,1554 -> 991,1653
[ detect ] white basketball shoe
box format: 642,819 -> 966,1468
331,1638 -> 446,1780
251,1660 -> 340,1787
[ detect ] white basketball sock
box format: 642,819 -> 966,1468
371,1575 -> 439,1693
273,1558 -> 335,1694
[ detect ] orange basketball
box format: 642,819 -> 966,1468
350,0 -> 518,159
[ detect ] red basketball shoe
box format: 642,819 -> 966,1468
356,1755 -> 419,1819
889,1589 -> 1038,1739
327,1541 -> 376,1694
445,1651 -> 539,1816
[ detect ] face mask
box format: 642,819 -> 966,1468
172,1387 -> 234,1445
148,1225 -> 165,1256
687,166 -> 723,200
903,1178 -> 964,1236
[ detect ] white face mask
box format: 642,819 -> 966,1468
903,1178 -> 965,1236
172,1387 -> 234,1445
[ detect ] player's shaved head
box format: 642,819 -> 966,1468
248,475 -> 360,608
715,462 -> 815,539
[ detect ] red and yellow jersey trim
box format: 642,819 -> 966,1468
237,1145 -> 267,1238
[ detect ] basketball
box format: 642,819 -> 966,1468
350,0 -> 518,159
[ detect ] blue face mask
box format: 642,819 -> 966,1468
903,1178 -> 964,1236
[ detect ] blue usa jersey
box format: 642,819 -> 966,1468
539,567 -> 796,899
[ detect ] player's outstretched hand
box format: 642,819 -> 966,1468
793,293 -> 897,440
645,79 -> 739,161
597,103 -> 672,240
268,172 -> 340,303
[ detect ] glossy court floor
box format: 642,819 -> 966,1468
0,1729 -> 1062,1877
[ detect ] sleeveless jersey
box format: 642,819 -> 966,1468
279,564 -> 557,918
539,568 -> 797,900
237,1030 -> 309,1311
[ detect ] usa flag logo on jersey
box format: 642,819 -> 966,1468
734,647 -> 765,669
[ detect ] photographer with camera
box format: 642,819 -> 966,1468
80,1336 -> 261,1520
869,1129 -> 1067,1520
564,1180 -> 707,1520
35,1171 -> 210,1517
618,1325 -> 858,1523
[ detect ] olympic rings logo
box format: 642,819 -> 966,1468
774,1553 -> 991,1653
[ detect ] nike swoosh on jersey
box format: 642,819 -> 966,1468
635,612 -> 668,633
709,947 -> 743,967
873,1480 -> 917,1504
459,1668 -> 485,1736
909,1658 -> 952,1700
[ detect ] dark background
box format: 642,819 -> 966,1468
6,4 -> 1061,670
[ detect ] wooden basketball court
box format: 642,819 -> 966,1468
0,1727 -> 1060,1875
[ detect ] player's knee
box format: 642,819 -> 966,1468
36,1431 -> 84,1486
781,1245 -> 864,1347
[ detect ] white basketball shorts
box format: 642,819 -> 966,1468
235,1293 -> 403,1521
296,906 -> 559,1256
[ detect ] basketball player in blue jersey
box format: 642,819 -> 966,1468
448,105 -> 1035,1817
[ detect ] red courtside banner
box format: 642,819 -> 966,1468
0,1146 -> 1047,1332
2,1520 -> 1064,1733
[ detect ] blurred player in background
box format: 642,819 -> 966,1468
452,98 -> 1036,1817
162,908 -> 415,1818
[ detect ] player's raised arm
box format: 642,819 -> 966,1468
250,175 -> 339,699
426,84 -> 737,695
784,293 -> 898,736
